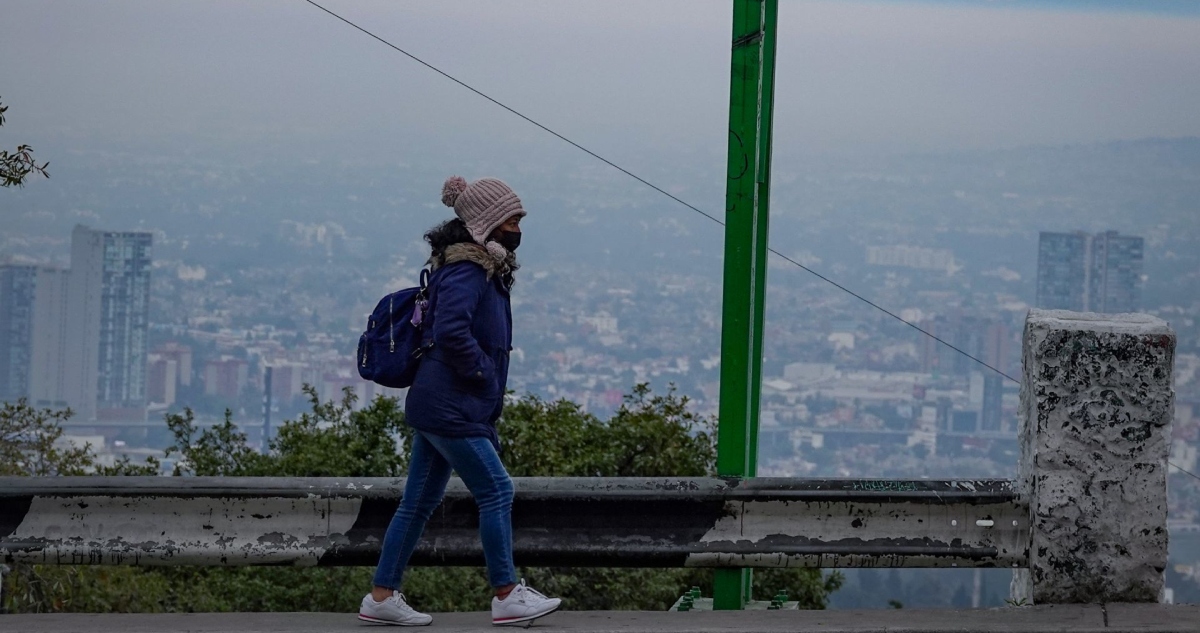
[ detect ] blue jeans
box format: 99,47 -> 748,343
372,430 -> 518,589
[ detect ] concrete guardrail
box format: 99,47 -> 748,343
0,310 -> 1177,605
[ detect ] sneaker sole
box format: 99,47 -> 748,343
358,613 -> 432,626
492,603 -> 561,626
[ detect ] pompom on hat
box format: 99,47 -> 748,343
440,176 -> 526,247
441,176 -> 469,207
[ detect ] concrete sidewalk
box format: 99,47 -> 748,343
3,604 -> 1199,633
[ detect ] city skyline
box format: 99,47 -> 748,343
3,142 -> 1199,606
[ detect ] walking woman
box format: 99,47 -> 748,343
359,176 -> 561,627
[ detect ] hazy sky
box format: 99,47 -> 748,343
2,0 -> 1199,163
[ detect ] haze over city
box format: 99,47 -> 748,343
3,0 -> 1200,609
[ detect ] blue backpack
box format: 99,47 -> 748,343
357,269 -> 435,388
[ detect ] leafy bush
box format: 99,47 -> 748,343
2,385 -> 839,613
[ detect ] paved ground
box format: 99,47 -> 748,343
3,604 -> 1199,633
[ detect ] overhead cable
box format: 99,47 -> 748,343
305,0 -> 1200,479
306,0 -> 1037,385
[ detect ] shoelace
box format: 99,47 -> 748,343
389,592 -> 415,611
517,581 -> 548,601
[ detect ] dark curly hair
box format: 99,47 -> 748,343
424,218 -> 519,286
424,218 -> 474,261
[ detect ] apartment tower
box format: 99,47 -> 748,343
0,226 -> 152,421
1036,231 -> 1143,313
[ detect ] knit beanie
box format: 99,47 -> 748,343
441,176 -> 526,255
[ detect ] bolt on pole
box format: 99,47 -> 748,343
714,0 -> 778,611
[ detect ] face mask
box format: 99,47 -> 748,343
496,230 -> 521,252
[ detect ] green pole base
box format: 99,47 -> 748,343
713,568 -> 752,610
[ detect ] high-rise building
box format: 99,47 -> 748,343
66,225 -> 153,420
1036,232 -> 1089,311
980,374 -> 1004,432
0,264 -> 70,409
919,316 -> 1011,377
0,265 -> 37,402
0,226 -> 152,421
28,267 -> 70,409
1036,231 -> 1143,313
1088,231 -> 1144,314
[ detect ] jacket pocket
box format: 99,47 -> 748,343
424,356 -> 500,400
410,358 -> 501,426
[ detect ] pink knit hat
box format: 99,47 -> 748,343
441,176 -> 526,247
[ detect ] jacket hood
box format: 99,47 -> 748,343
430,242 -> 517,280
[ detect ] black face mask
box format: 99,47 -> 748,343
495,230 -> 521,252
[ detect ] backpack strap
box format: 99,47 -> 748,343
410,267 -> 435,360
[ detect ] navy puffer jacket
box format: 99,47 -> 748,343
404,243 -> 513,449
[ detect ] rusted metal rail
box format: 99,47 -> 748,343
0,477 -> 1027,569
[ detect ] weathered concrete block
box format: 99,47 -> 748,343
1013,310 -> 1174,604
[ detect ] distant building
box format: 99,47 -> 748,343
1088,231 -> 1144,314
1035,232 -> 1089,311
951,410 -> 979,434
204,357 -> 249,401
0,265 -> 36,402
28,267 -> 71,410
267,362 -> 307,406
578,312 -> 619,335
919,316 -> 1010,377
0,226 -> 153,420
146,343 -> 196,408
982,321 -> 1010,377
0,265 -> 38,403
153,342 -> 194,387
935,397 -> 954,432
67,225 -> 154,420
147,354 -> 178,406
0,264 -> 73,411
1036,231 -> 1143,313
980,374 -> 1004,432
865,245 -> 958,274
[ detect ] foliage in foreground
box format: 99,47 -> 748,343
1,399 -> 159,477
2,385 -> 840,613
0,97 -> 50,188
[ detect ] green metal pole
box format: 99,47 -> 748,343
713,0 -> 778,611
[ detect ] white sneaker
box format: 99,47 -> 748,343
359,591 -> 433,626
491,580 -> 562,626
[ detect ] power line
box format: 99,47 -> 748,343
303,0 -> 1013,384
300,0 -> 724,230
1170,461 -> 1200,485
765,247 -> 1016,382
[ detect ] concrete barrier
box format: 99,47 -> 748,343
0,477 -> 1024,569
1013,310 -> 1175,604
0,309 -> 1175,606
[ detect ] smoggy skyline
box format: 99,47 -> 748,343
2,0 -> 1199,170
